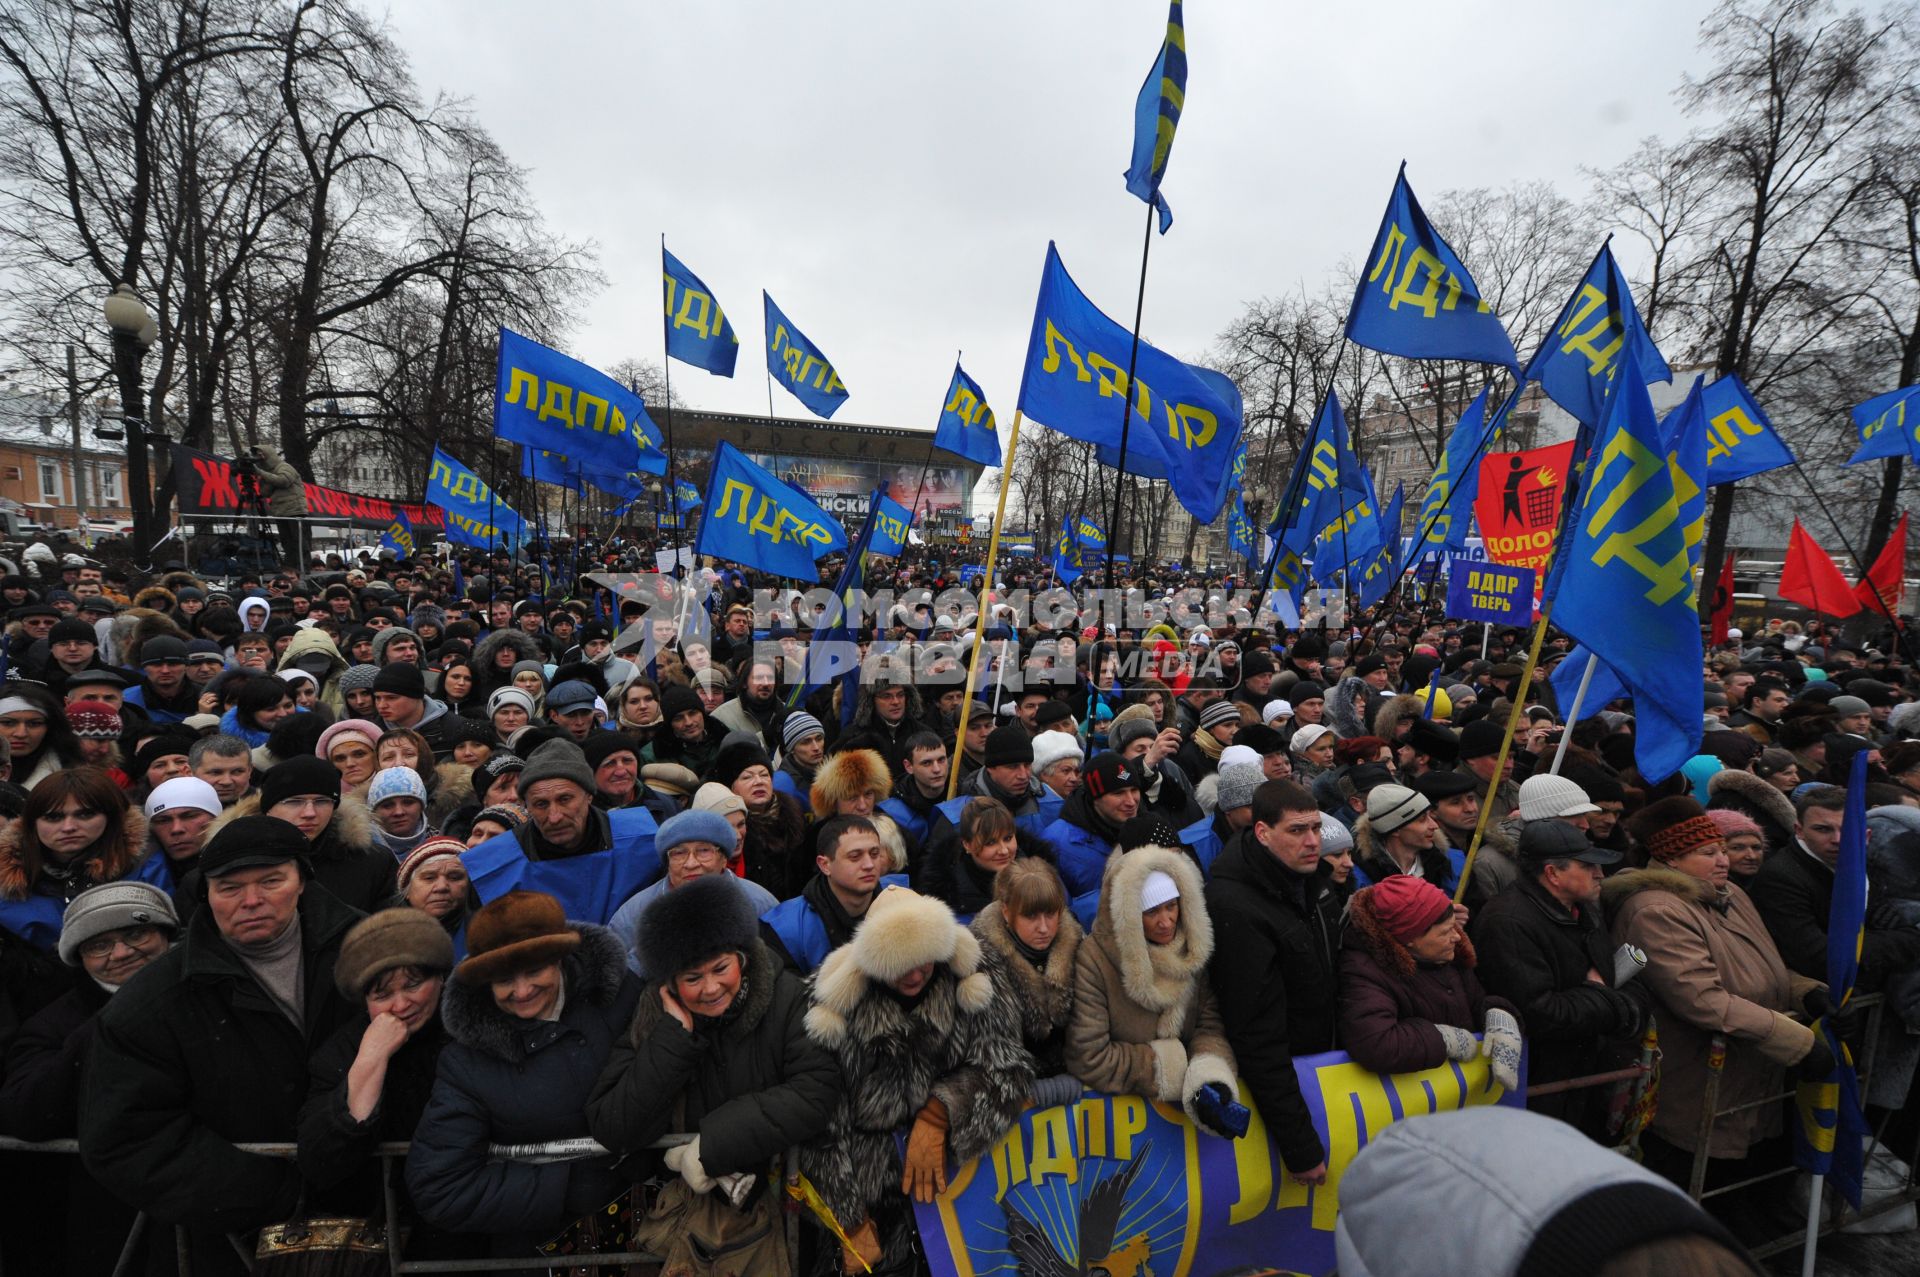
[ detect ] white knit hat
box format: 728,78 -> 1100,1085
1139,870 -> 1181,912
143,776 -> 222,820
1517,773 -> 1601,822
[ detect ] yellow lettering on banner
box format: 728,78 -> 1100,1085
1111,1096 -> 1148,1162
575,392 -> 609,433
714,478 -> 755,524
823,367 -> 846,397
1041,319 -> 1093,384
675,288 -> 716,339
1367,222 -> 1408,296
1229,1082 -> 1275,1225
1583,429 -> 1690,606
662,274 -> 677,314
1705,405 -> 1763,466
1086,351 -> 1152,421
1556,284 -> 1625,379
1389,246 -> 1452,317
1077,1096 -> 1109,1159
748,495 -> 785,543
1306,441 -> 1340,492
1270,545 -> 1306,593
1169,401 -> 1217,450
989,1124 -> 1027,1201
877,514 -> 909,544
945,384 -> 982,424
448,472 -> 484,503
1315,1060 -> 1397,1232
538,382 -> 574,426
1027,1108 -> 1079,1187
429,458 -> 453,488
505,367 -> 539,407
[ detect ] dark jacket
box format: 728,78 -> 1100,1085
202,795 -> 396,917
1339,900 -> 1516,1076
1748,842 -> 1920,992
585,939 -> 837,1174
919,825 -> 1057,922
404,924 -> 641,1254
80,889 -> 362,1236
1203,827 -> 1343,1173
298,1012 -> 448,1199
0,974 -> 108,1138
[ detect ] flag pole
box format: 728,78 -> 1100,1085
909,351 -> 961,530
950,411 -> 1024,799
1106,204 -> 1158,592
1550,652 -> 1598,774
657,237 -> 683,539
1800,1173 -> 1824,1277
1455,599 -> 1554,905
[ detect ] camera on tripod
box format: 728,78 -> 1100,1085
231,447 -> 270,515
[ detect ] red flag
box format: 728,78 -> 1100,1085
1853,512 -> 1908,620
1708,552 -> 1736,643
1778,520 -> 1861,618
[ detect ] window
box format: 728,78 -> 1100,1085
95,465 -> 121,504
38,459 -> 61,503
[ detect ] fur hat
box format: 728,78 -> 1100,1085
805,885 -> 994,1047
635,874 -> 761,981
333,907 -> 455,997
1031,731 -> 1083,776
711,738 -> 773,789
456,890 -> 579,985
809,748 -> 891,821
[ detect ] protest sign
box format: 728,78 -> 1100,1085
1445,558 -> 1536,625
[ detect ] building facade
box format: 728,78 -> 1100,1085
0,389 -> 138,536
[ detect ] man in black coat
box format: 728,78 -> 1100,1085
1471,822 -> 1647,1134
80,816 -> 361,1276
1204,779 -> 1342,1187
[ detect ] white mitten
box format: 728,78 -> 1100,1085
1435,1024 -> 1479,1063
1482,1008 -> 1523,1092
663,1137 -> 716,1194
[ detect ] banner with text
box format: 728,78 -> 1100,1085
1445,558 -> 1536,625
1471,440 -> 1576,602
169,444 -> 443,532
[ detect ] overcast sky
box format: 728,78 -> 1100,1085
395,0 -> 1722,444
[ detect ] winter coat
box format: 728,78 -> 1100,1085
276,627 -> 348,715
586,939 -> 837,1177
463,806 -> 660,926
471,629 -> 543,699
1706,768 -> 1798,855
0,812 -> 166,958
1348,813 -> 1469,898
742,792 -> 810,901
1041,794 -> 1125,898
971,900 -> 1081,1077
1339,889 -> 1516,1076
921,825 -> 1057,923
759,872 -> 908,975
0,974 -> 108,1138
711,694 -> 786,755
1602,867 -> 1817,1158
405,923 -> 642,1254
251,445 -> 307,517
80,889 -> 362,1239
1066,845 -> 1238,1116
206,794 -> 396,915
1747,840 -> 1920,993
1202,827 -> 1343,1174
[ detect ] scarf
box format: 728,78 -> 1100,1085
1189,727 -> 1225,763
230,912 -> 305,1026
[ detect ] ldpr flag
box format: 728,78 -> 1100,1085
1345,165 -> 1517,368
379,509 -> 416,559
672,479 -> 704,511
1844,384 -> 1920,465
1700,374 -> 1794,484
1017,242 -> 1243,523
867,490 -> 915,558
694,441 -> 847,579
495,328 -> 660,475
661,245 -> 739,377
428,447 -> 526,551
764,292 -> 850,419
1409,386 -> 1495,560
1778,520 -> 1860,618
1311,464 -> 1382,586
1052,517 -> 1088,586
1853,513 -> 1907,619
1355,483 -> 1406,612
1123,1 -> 1186,234
933,363 -> 1001,467
1260,389 -> 1369,602
1543,345 -> 1701,783
1521,243 -> 1669,429
1227,492 -> 1255,562
1660,375 -> 1710,606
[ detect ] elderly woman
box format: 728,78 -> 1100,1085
586,876 -> 837,1269
1604,796 -> 1828,1192
405,890 -> 641,1256
487,687 -> 535,748
1065,840 -> 1243,1136
972,858 -> 1083,1108
1706,808 -> 1767,891
395,837 -> 478,935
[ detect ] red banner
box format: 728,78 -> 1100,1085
169,444 -> 443,531
1473,441 -> 1576,601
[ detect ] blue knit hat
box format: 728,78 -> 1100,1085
654,809 -> 740,861
368,766 -> 427,808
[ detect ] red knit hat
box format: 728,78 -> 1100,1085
1364,874 -> 1455,945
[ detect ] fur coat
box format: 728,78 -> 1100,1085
971,899 -> 1082,1073
1706,767 -> 1798,855
0,810 -> 149,904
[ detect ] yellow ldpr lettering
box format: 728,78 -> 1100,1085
989,1124 -> 1027,1201
1316,1060 -> 1398,1232
1389,246 -> 1462,317
1583,429 -> 1690,605
674,288 -> 717,339
822,367 -> 846,397
1110,1096 -> 1148,1162
1228,1080 -> 1274,1226
1026,1107 -> 1079,1187
714,478 -> 755,523
574,392 -> 608,433
1168,401 -> 1217,450
448,472 -> 484,503
505,367 -> 539,407
661,274 -> 677,318
429,458 -> 453,488
1556,284 -> 1625,379
944,384 -> 981,423
1367,221 -> 1408,296
1041,319 -> 1093,384
1086,351 -> 1152,421
538,381 -> 574,426
1307,440 -> 1340,492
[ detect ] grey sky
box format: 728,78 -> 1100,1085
397,0 -> 1721,443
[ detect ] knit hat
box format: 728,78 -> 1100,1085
143,775 -> 222,820
516,737 -> 595,796
692,782 -> 747,817
372,663 -> 425,698
58,881 -> 179,966
1110,715 -> 1159,754
1361,874 -> 1454,944
655,809 -> 739,860
1032,731 -> 1084,774
469,804 -> 527,836
316,718 -> 383,761
545,680 -> 596,713
1139,870 -> 1181,912
337,664 -> 380,694
487,687 -> 536,718
368,766 -> 428,808
1199,700 -> 1241,731
456,890 -> 580,985
139,636 -> 189,666
1290,723 -> 1333,755
1216,761 -> 1264,813
1365,783 -> 1431,835
1291,681 -> 1326,704
1318,811 -> 1355,856
984,725 -> 1034,767
711,738 -> 773,789
782,711 -> 825,752
581,732 -> 640,771
200,814 -> 311,878
396,836 -> 469,892
49,616 -> 96,645
1263,699 -> 1295,723
333,907 -> 456,997
1117,814 -> 1184,852
478,751 -> 526,784
1217,744 -> 1261,773
258,755 -> 342,812
1517,773 -> 1601,822
1630,796 -> 1725,864
635,874 -> 762,982
1459,719 -> 1506,761
63,699 -> 121,740
1082,752 -> 1142,799
1827,694 -> 1871,719
371,627 -> 422,661
1705,808 -> 1763,842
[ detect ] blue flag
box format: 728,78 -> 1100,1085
1017,243 -> 1243,523
1410,386 -> 1495,560
1521,244 -> 1670,428
428,447 -> 526,551
450,554 -> 465,599
1355,483 -> 1406,611
1051,517 -> 1087,586
1123,1 -> 1185,234
1227,492 -> 1255,561
1701,374 -> 1794,484
1661,375 -> 1710,602
764,292 -> 850,419
789,487 -> 884,722
1345,166 -> 1517,368
1312,463 -> 1382,584
672,478 -> 704,511
1543,346 -> 1701,782
1260,390 -> 1370,602
520,448 -> 585,493
662,245 -> 739,377
379,509 -> 416,559
868,490 -> 915,557
1792,748 -> 1871,1208
495,328 -> 660,475
933,363 -> 1002,468
1844,384 -> 1920,465
694,441 -> 847,579
1066,514 -> 1107,549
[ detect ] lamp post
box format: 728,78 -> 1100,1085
102,283 -> 157,552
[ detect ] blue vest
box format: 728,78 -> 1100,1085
462,807 -> 660,926
772,770 -> 804,804
1040,816 -> 1115,898
0,850 -> 176,951
1180,816 -> 1224,876
761,874 -> 909,975
878,796 -> 931,844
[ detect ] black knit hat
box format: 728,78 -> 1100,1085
1082,752 -> 1144,798
984,725 -> 1034,768
711,738 -> 773,788
635,874 -> 762,981
660,684 -> 703,724
258,755 -> 342,812
372,663 -> 426,698
581,732 -> 641,770
49,617 -> 97,645
1117,814 -> 1182,852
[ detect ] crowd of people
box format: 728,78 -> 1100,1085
0,536 -> 1915,1275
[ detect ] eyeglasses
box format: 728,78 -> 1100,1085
79,925 -> 163,959
666,844 -> 724,864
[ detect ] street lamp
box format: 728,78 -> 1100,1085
103,283 -> 158,553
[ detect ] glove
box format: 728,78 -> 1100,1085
715,1172 -> 756,1209
1608,988 -> 1649,1040
901,1097 -> 949,1203
1867,898 -> 1912,932
1482,1008 -> 1522,1093
1803,987 -> 1863,1039
842,1217 -> 882,1273
1032,1073 -> 1084,1110
1799,1030 -> 1837,1080
662,1137 -> 715,1194
1435,1024 -> 1480,1063
1188,1081 -> 1251,1139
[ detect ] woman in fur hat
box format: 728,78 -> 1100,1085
803,885 -> 1033,1275
1705,758 -> 1800,855
808,746 -> 916,874
406,890 -> 641,1256
1065,841 -> 1244,1133
471,627 -> 544,700
1340,875 -> 1522,1086
586,876 -> 837,1270
972,857 -> 1083,1105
